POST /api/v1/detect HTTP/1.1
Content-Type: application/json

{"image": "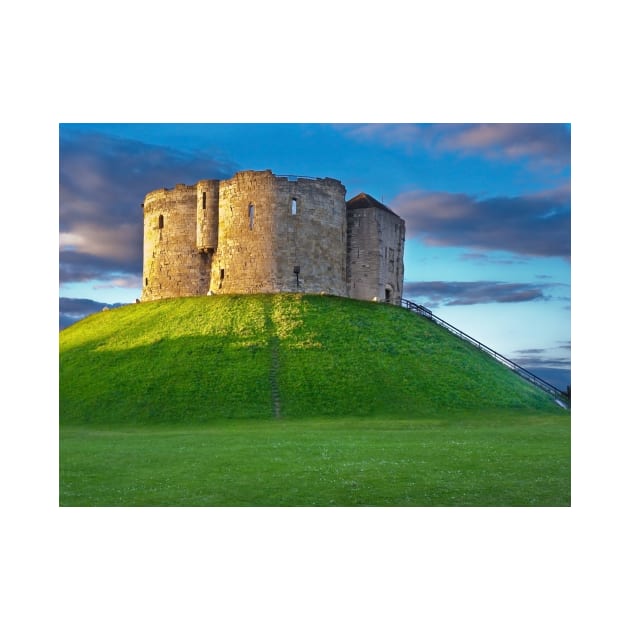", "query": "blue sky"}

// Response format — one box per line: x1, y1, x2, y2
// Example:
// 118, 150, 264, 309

59, 122, 570, 388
